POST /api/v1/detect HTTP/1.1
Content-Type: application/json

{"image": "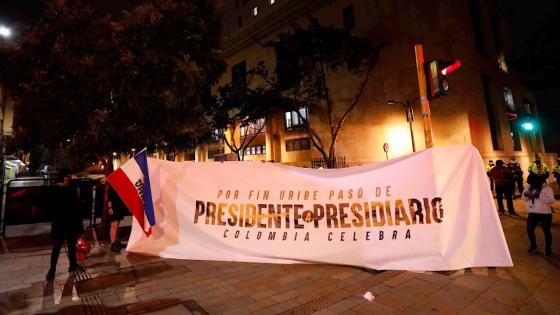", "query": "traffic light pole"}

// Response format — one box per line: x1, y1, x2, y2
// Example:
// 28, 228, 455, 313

414, 44, 434, 148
